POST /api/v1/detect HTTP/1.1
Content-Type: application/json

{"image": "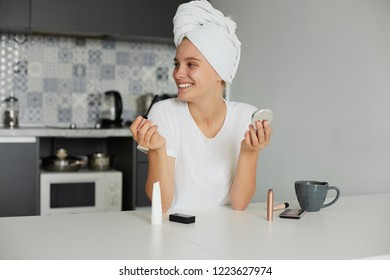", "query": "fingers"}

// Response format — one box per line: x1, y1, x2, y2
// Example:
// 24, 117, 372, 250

263, 121, 272, 144
142, 124, 159, 145
257, 120, 272, 146
137, 120, 154, 143
129, 116, 155, 144
249, 123, 259, 146
244, 130, 251, 146
245, 120, 272, 150
129, 116, 144, 140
